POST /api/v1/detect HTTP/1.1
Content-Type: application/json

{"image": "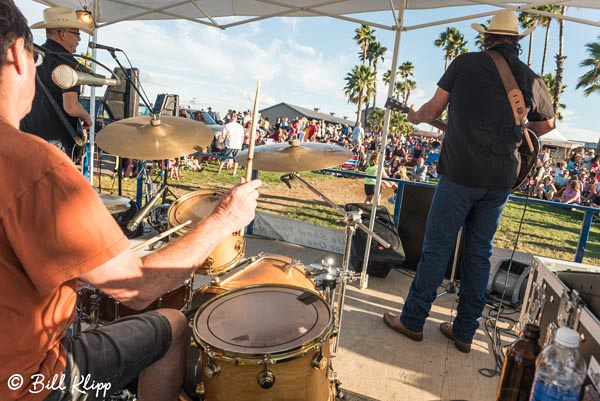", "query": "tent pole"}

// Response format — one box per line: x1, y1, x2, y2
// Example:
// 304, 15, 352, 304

359, 0, 405, 289
88, 3, 99, 185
